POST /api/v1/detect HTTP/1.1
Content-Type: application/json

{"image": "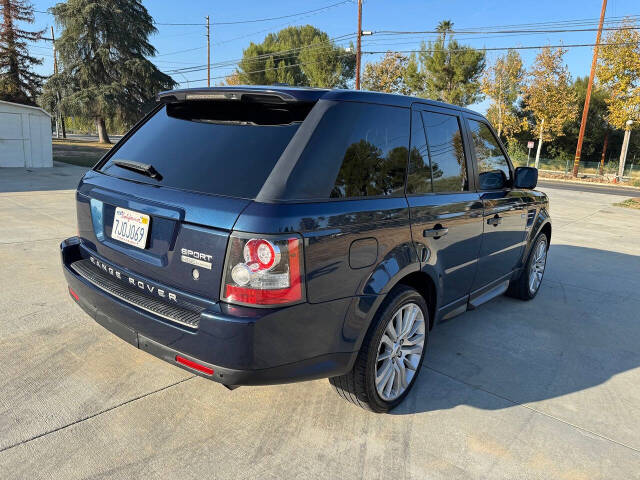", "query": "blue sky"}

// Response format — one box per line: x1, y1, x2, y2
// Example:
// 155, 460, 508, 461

26, 0, 640, 113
